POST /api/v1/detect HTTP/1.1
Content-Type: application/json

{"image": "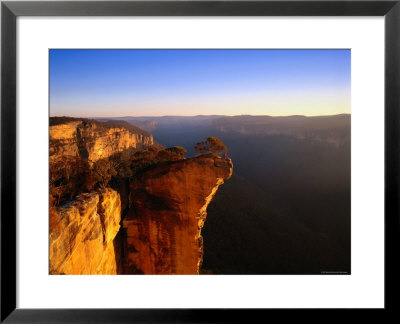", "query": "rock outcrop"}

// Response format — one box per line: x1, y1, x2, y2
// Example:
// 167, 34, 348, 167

49, 119, 153, 163
49, 188, 121, 274
49, 118, 233, 275
122, 154, 233, 274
